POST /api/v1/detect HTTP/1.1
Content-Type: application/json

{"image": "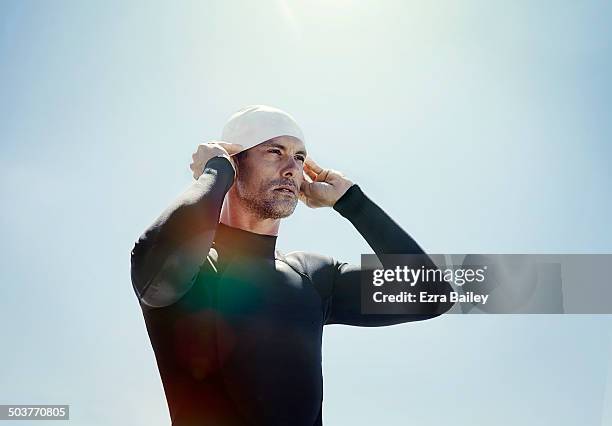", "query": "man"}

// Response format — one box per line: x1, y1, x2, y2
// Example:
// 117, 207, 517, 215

130, 105, 454, 426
